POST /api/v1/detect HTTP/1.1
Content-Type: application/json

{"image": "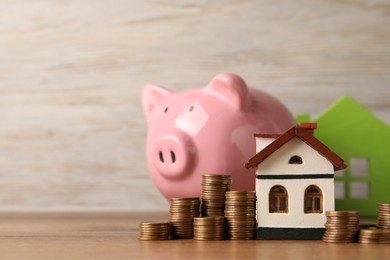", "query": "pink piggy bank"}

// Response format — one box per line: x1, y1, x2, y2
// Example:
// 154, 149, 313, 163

142, 73, 294, 200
